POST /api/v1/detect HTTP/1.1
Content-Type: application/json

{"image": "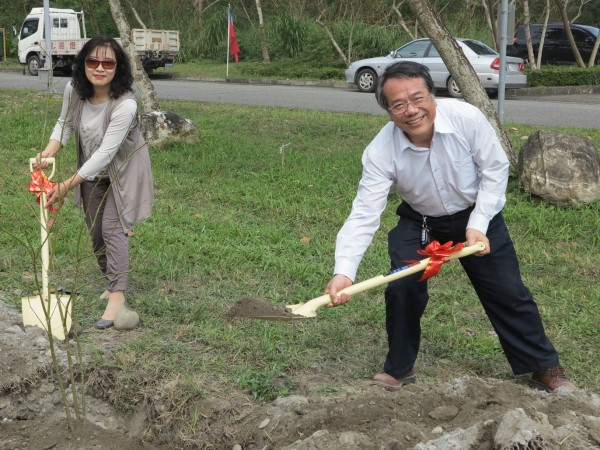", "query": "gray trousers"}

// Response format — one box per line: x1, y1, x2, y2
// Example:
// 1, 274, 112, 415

80, 178, 129, 292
